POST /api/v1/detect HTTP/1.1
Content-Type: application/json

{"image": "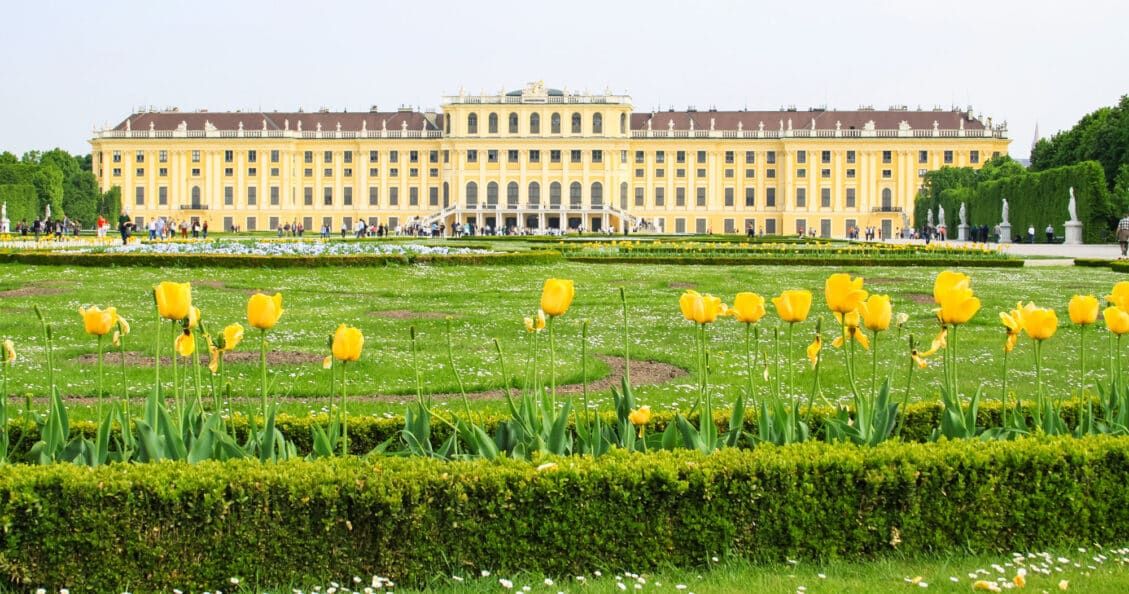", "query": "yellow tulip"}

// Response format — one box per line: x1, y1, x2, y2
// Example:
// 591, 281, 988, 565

920, 328, 948, 357
910, 349, 928, 368
540, 278, 575, 317
186, 306, 201, 329
2, 339, 14, 363
1068, 294, 1099, 326
772, 289, 813, 323
247, 293, 284, 330
932, 270, 971, 305
936, 288, 981, 325
806, 335, 821, 368
731, 292, 766, 324
1104, 306, 1129, 335
628, 405, 652, 437
831, 311, 870, 350
1014, 574, 1026, 589
523, 316, 535, 333
535, 309, 546, 330
117, 316, 131, 336
824, 273, 868, 314
1022, 307, 1058, 341
79, 306, 118, 337
1000, 309, 1022, 353
222, 323, 244, 351
859, 294, 892, 332
322, 355, 333, 370
175, 331, 195, 357
1108, 281, 1129, 309
154, 281, 192, 321
332, 323, 365, 362
207, 344, 221, 373
679, 290, 726, 324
